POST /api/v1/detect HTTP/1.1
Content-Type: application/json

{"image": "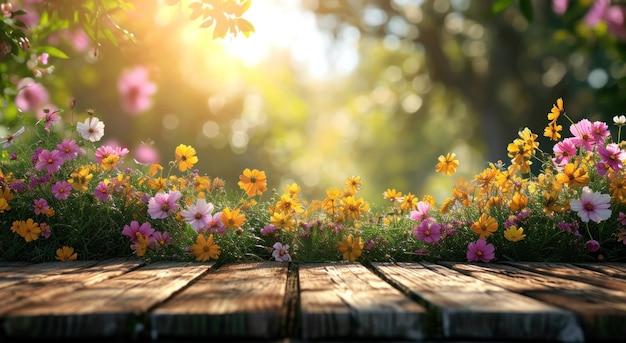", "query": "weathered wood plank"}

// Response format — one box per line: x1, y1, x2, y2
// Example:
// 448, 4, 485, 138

299, 262, 425, 341
0, 258, 144, 318
0, 261, 31, 273
505, 262, 626, 291
444, 262, 626, 341
0, 260, 100, 290
151, 261, 288, 340
574, 262, 626, 280
372, 262, 583, 342
2, 261, 211, 339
